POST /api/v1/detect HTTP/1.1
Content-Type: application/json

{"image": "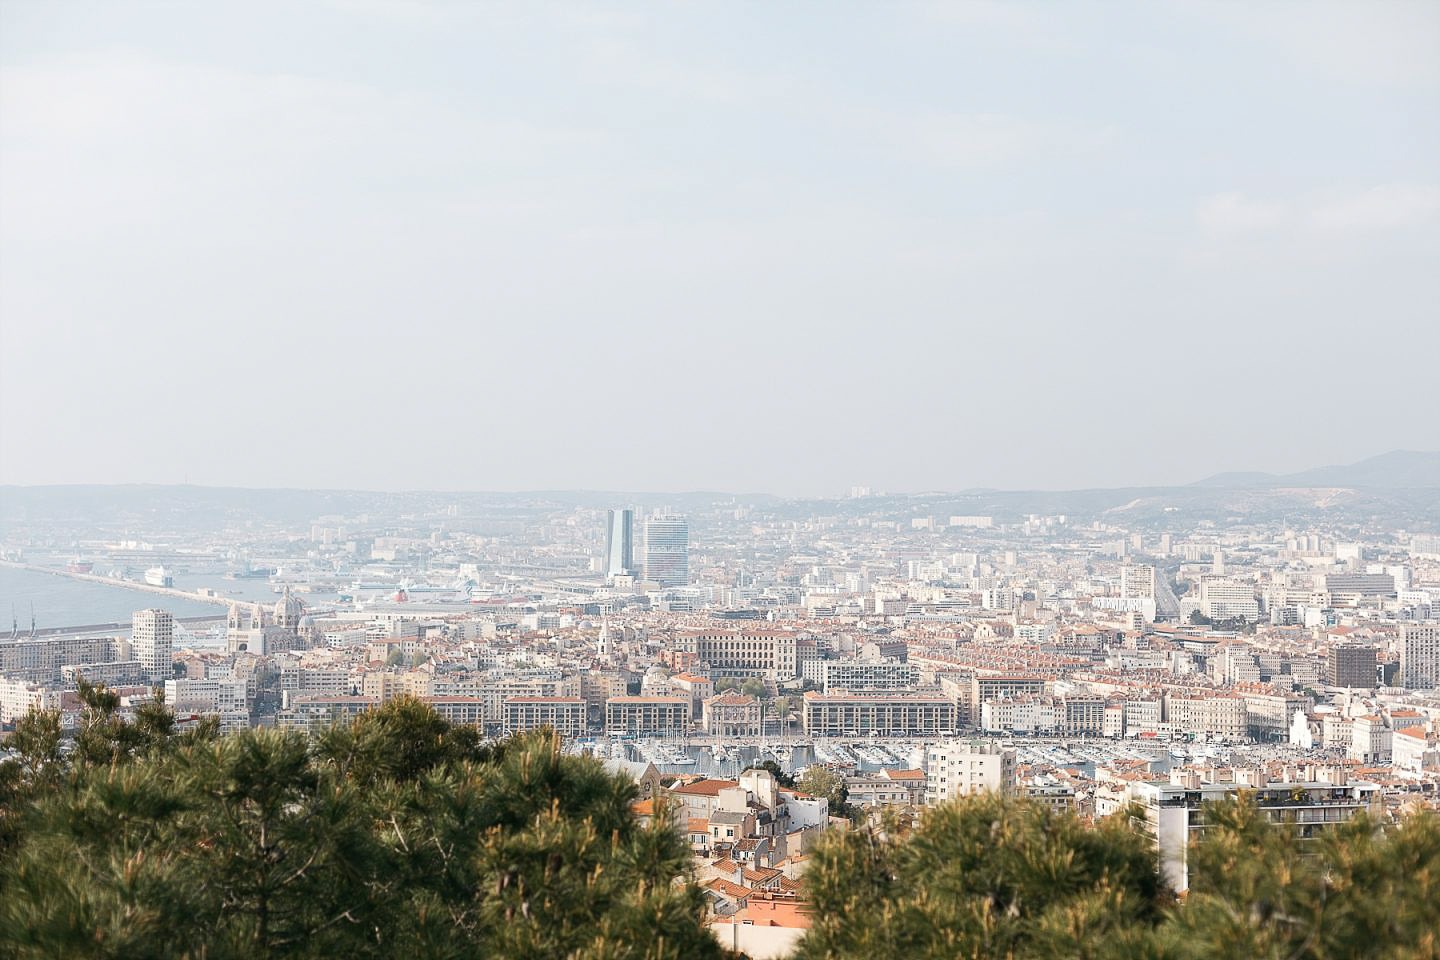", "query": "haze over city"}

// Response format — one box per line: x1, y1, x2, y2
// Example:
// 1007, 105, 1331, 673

5, 5, 1440, 955
2, 1, 1438, 494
